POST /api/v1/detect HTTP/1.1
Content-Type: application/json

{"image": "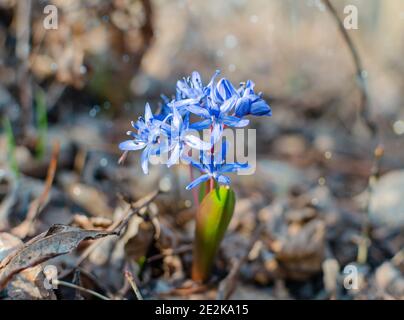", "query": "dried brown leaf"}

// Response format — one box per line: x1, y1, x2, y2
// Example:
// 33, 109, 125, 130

0, 224, 115, 289
6, 265, 56, 300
